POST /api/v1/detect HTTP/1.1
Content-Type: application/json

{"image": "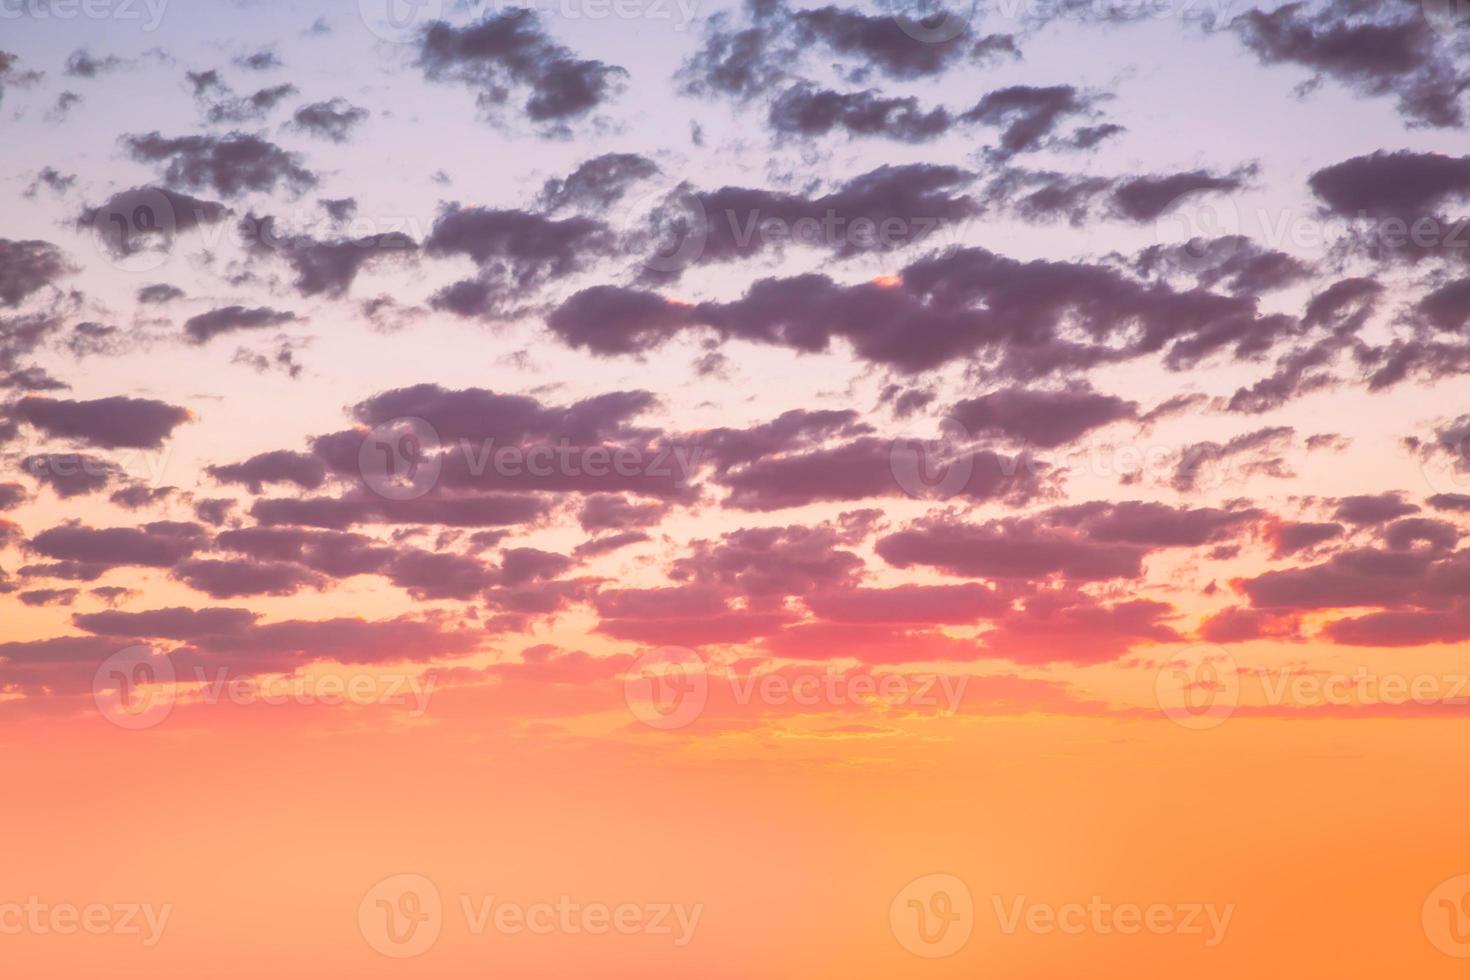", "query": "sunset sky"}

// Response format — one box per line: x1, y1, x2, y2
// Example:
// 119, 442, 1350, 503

3, 0, 1470, 974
